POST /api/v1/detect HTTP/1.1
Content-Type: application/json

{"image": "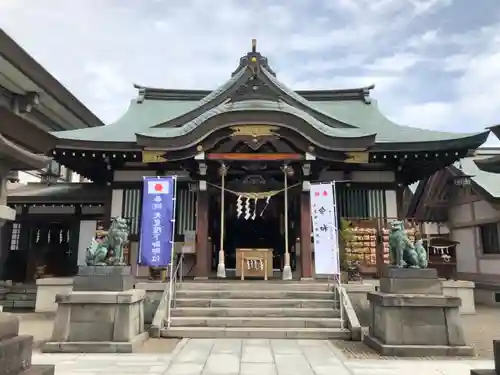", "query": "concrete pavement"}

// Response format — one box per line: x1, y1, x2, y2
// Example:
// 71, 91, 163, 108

32, 338, 494, 375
